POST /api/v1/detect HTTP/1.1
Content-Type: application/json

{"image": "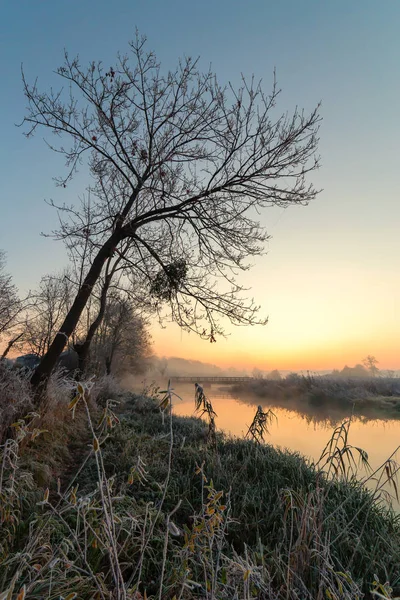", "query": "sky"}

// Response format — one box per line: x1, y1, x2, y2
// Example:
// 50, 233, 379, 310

1, 0, 400, 371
